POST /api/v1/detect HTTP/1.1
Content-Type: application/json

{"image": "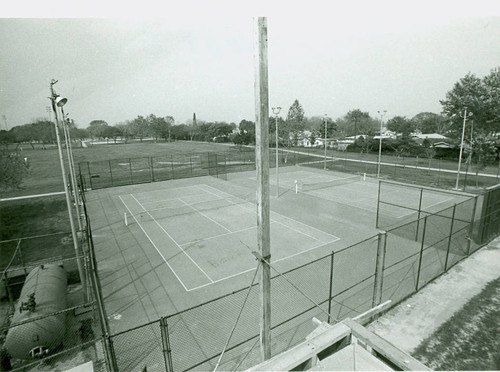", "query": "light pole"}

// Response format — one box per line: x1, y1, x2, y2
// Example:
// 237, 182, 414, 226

377, 110, 387, 178
323, 114, 328, 170
455, 108, 473, 190
61, 110, 83, 230
50, 79, 87, 301
272, 106, 281, 197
